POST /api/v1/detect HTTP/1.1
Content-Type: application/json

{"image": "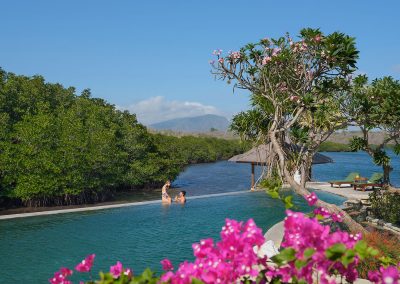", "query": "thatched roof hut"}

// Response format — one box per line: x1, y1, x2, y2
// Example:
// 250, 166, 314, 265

229, 144, 333, 188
